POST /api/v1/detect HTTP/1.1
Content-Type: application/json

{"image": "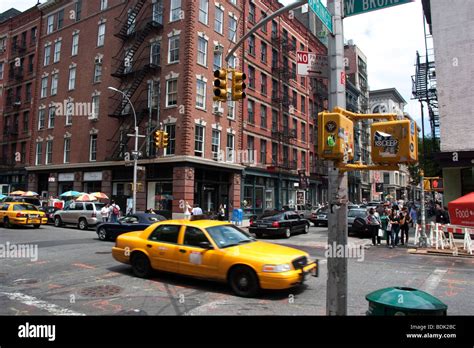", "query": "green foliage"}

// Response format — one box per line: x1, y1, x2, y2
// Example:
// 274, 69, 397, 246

409, 137, 442, 185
